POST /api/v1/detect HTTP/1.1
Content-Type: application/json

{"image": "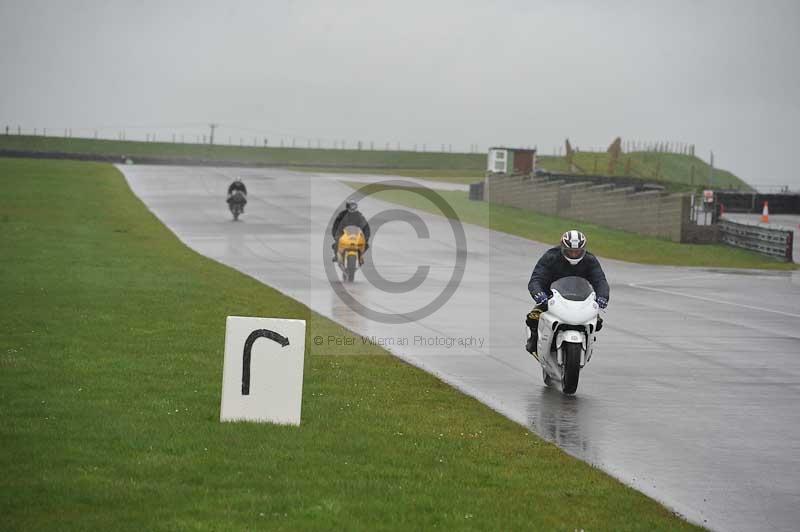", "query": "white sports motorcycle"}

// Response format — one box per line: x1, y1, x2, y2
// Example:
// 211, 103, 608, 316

530, 276, 600, 395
